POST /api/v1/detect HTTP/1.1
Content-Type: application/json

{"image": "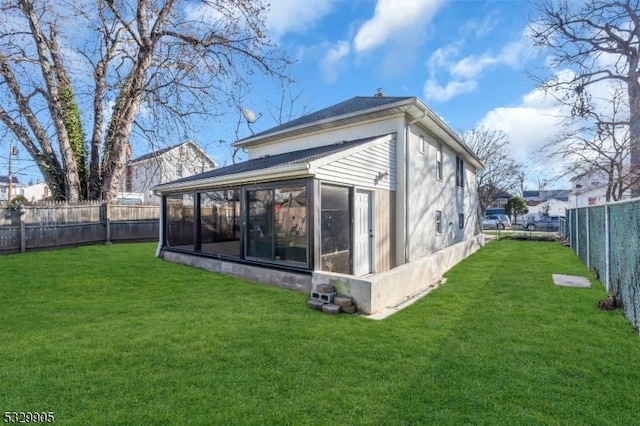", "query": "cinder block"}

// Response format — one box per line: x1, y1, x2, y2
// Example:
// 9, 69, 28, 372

307, 298, 325, 311
310, 291, 336, 303
333, 296, 353, 307
322, 303, 341, 315
316, 283, 335, 293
